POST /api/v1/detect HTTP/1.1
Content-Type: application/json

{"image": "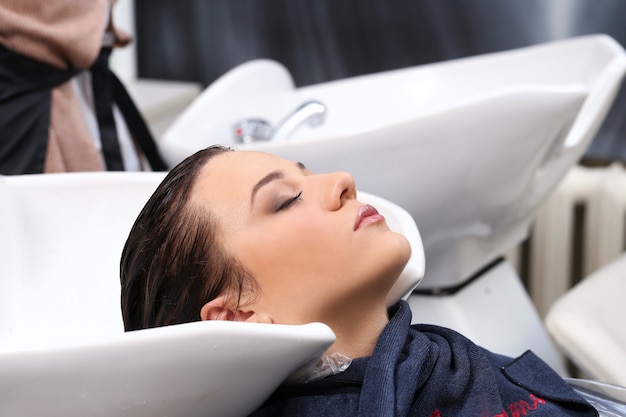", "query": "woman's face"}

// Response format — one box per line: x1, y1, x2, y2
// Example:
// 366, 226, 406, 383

191, 151, 411, 324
